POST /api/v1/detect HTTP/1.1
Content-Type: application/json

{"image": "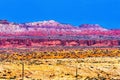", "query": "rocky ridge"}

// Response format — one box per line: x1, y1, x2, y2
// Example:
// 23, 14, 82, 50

0, 20, 119, 47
